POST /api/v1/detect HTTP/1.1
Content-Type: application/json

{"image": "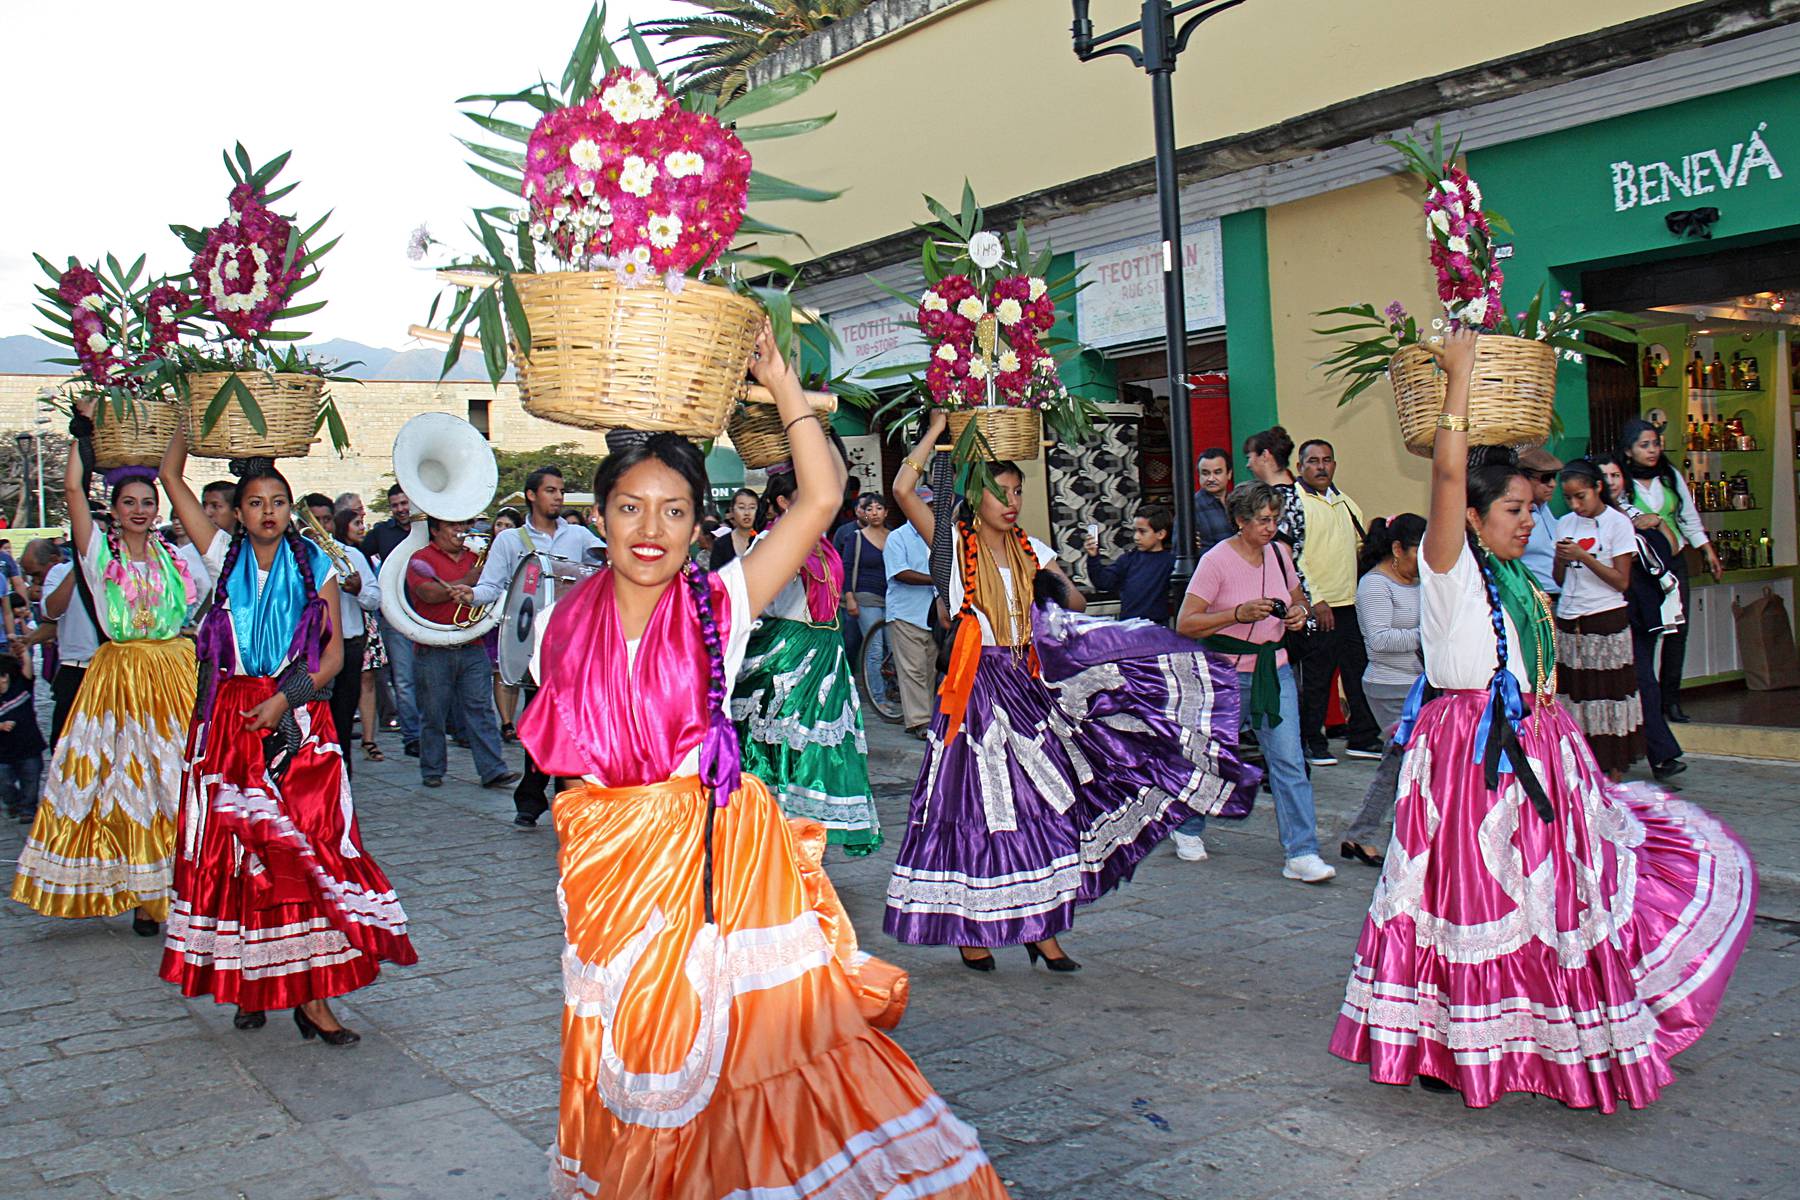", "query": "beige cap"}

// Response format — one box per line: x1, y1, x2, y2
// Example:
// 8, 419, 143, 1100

1516, 447, 1563, 473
